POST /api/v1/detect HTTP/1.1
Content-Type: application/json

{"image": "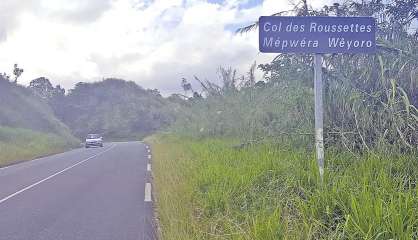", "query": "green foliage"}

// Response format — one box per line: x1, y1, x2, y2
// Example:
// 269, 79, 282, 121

0, 127, 78, 167
149, 135, 418, 240
156, 3, 418, 239
172, 77, 313, 147
12, 63, 24, 84
56, 78, 174, 140
0, 75, 78, 165
29, 77, 65, 101
0, 76, 76, 140
173, 0, 418, 152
